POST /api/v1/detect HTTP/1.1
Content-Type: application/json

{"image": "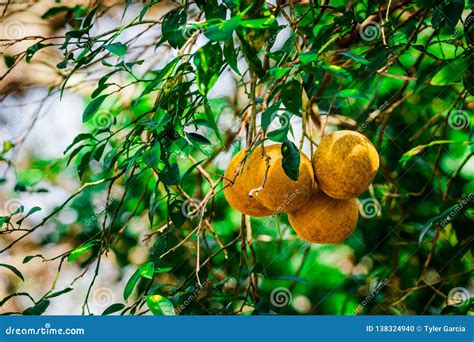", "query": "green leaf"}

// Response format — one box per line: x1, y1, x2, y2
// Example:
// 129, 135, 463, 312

399, 140, 456, 167
45, 287, 73, 299
431, 59, 467, 86
68, 241, 97, 262
160, 8, 187, 48
4, 55, 15, 68
261, 101, 281, 130
414, 60, 446, 93
26, 43, 53, 63
444, 0, 464, 30
41, 6, 72, 19
0, 263, 24, 281
16, 206, 42, 225
23, 254, 45, 264
181, 160, 204, 184
23, 300, 50, 315
464, 65, 474, 95
223, 39, 240, 75
123, 268, 141, 301
64, 133, 94, 154
194, 43, 223, 95
160, 163, 180, 185
187, 132, 211, 145
299, 50, 319, 64
146, 295, 176, 315
154, 267, 172, 274
239, 17, 277, 29
281, 140, 300, 181
102, 303, 125, 316
142, 57, 181, 96
204, 99, 222, 144
205, 15, 242, 41
83, 95, 108, 122
282, 80, 301, 114
139, 262, 155, 279
338, 51, 369, 66
335, 89, 369, 99
104, 42, 128, 57
322, 63, 352, 80
142, 143, 161, 169
267, 127, 289, 143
